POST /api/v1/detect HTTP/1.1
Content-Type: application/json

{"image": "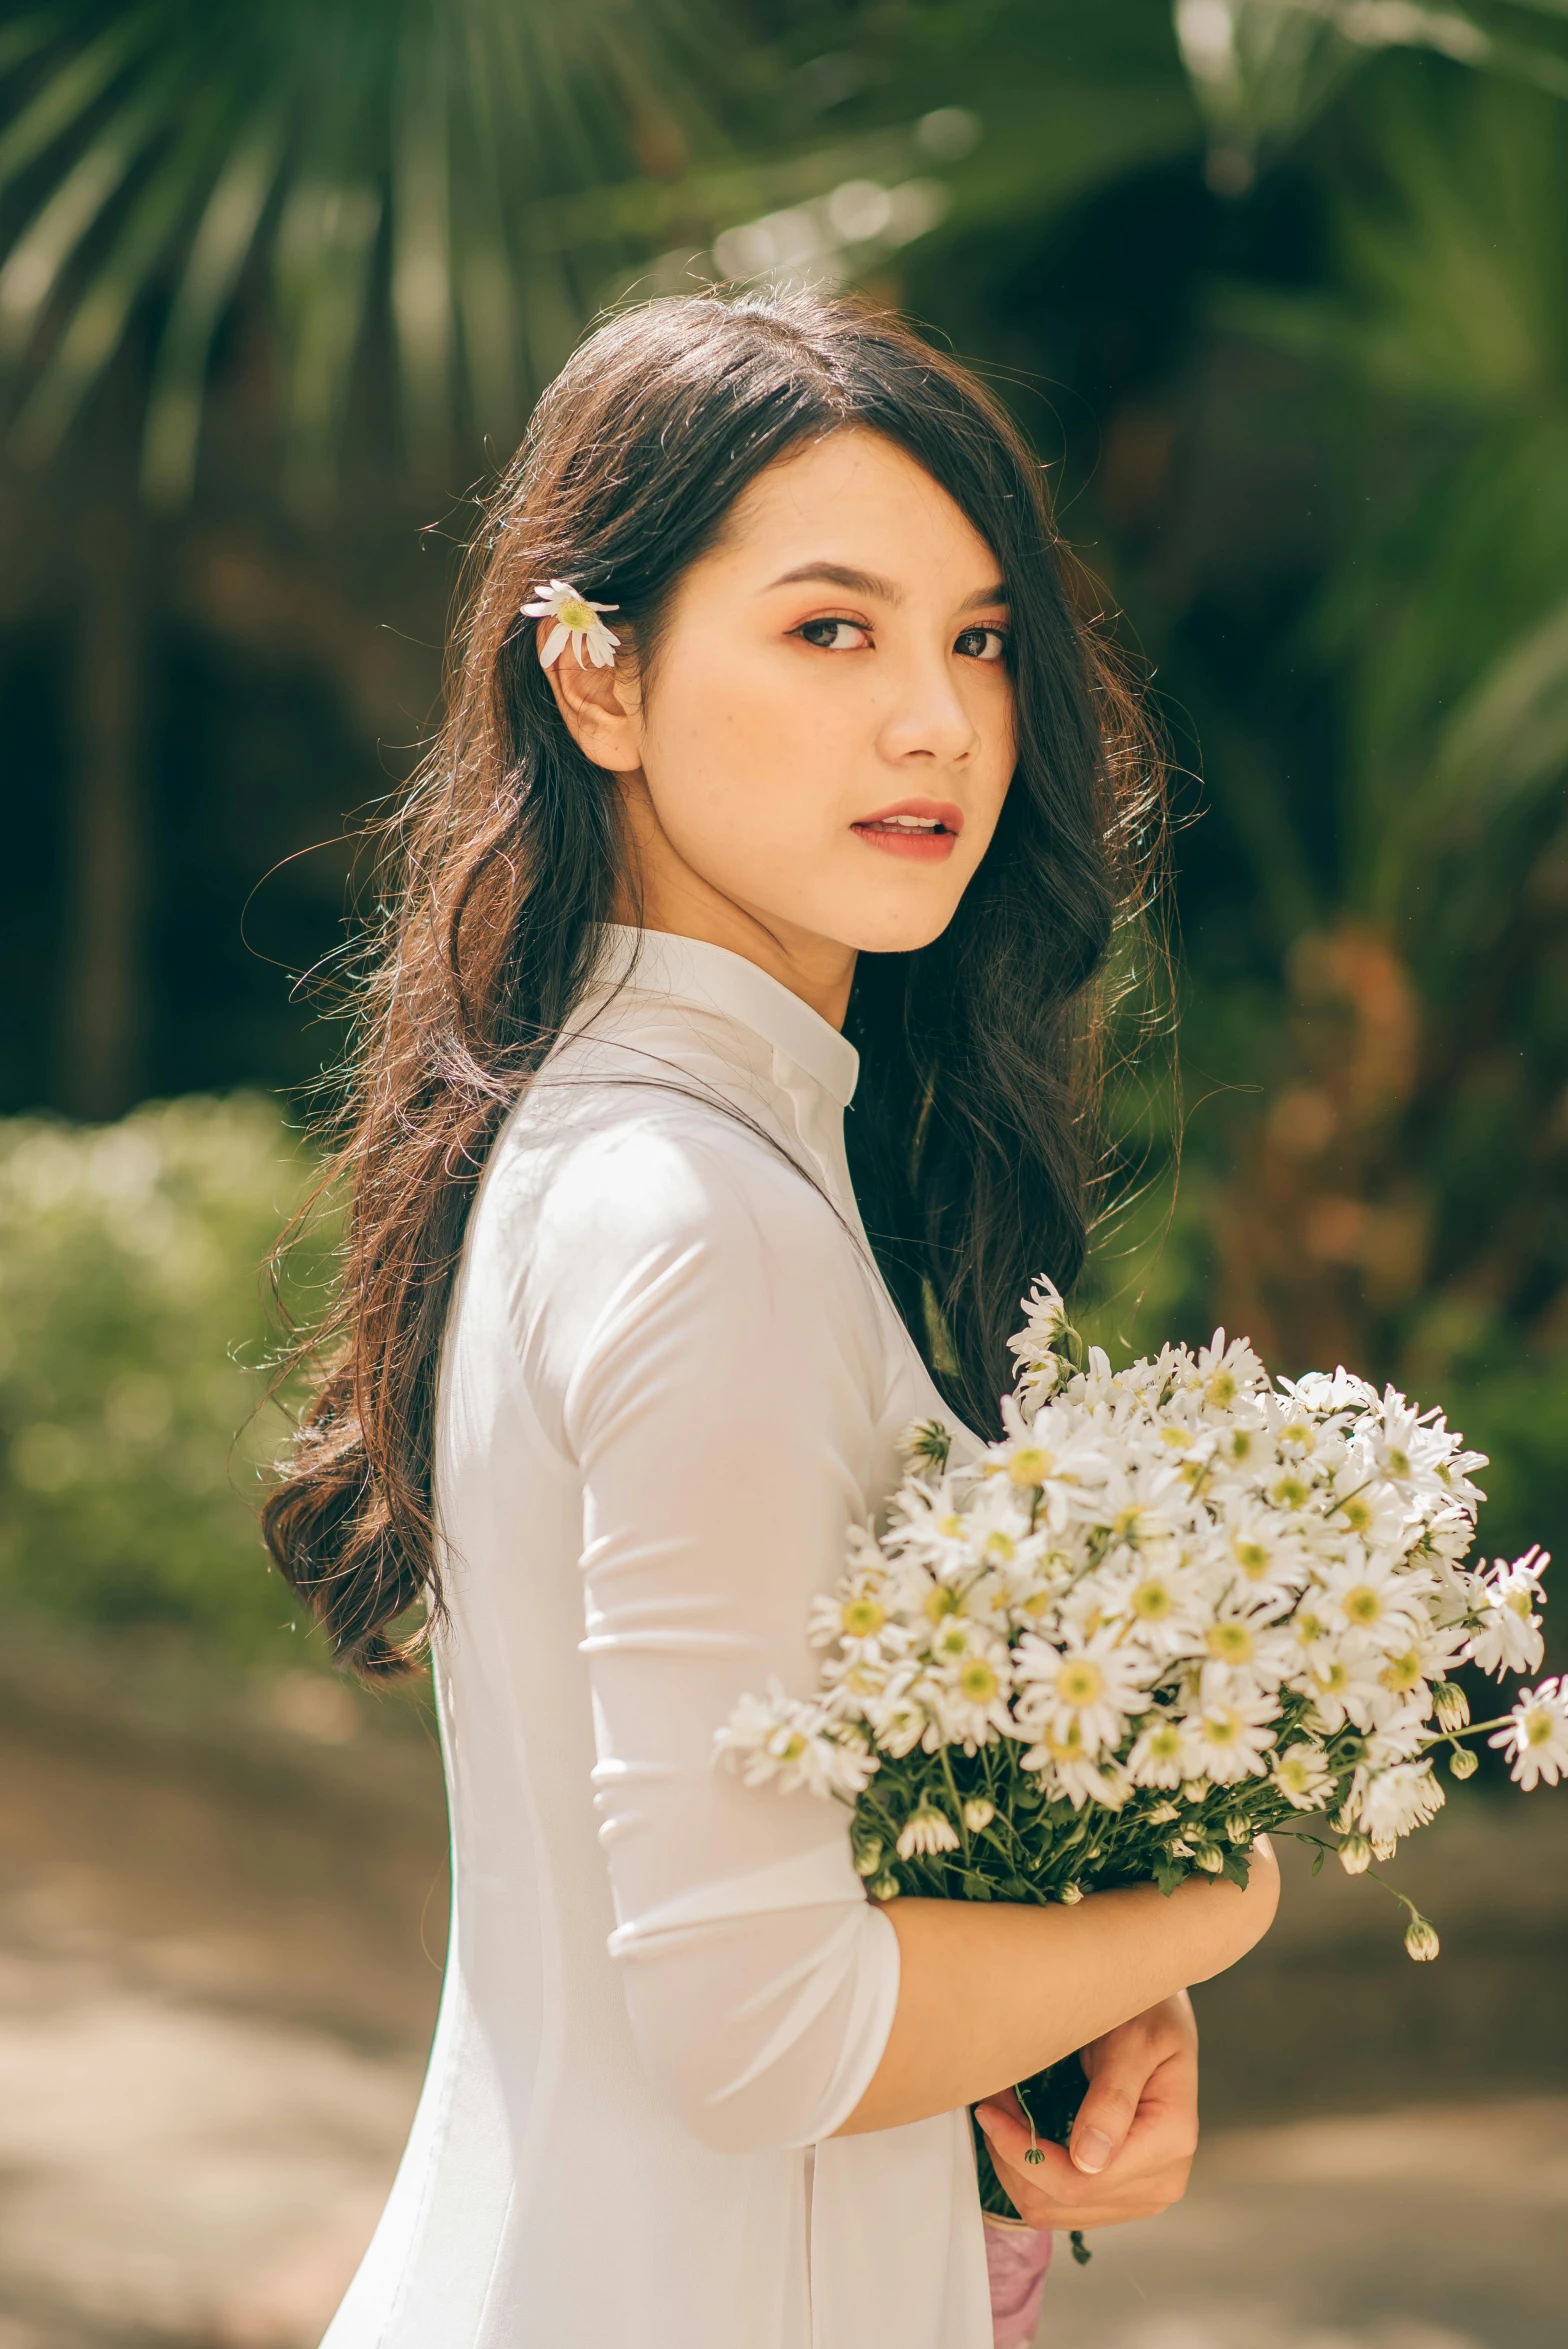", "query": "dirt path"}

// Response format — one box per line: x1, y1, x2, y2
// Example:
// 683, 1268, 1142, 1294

2, 1681, 1564, 2348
